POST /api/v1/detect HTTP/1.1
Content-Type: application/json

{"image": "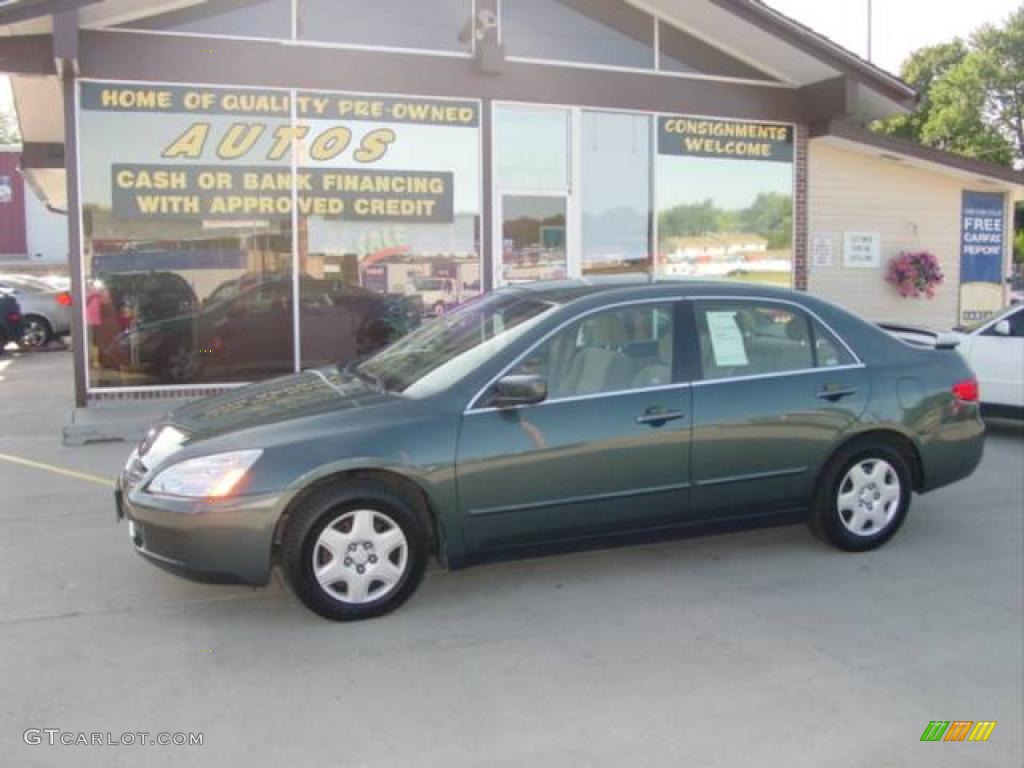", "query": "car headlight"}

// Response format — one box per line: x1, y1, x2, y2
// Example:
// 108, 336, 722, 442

147, 450, 263, 499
